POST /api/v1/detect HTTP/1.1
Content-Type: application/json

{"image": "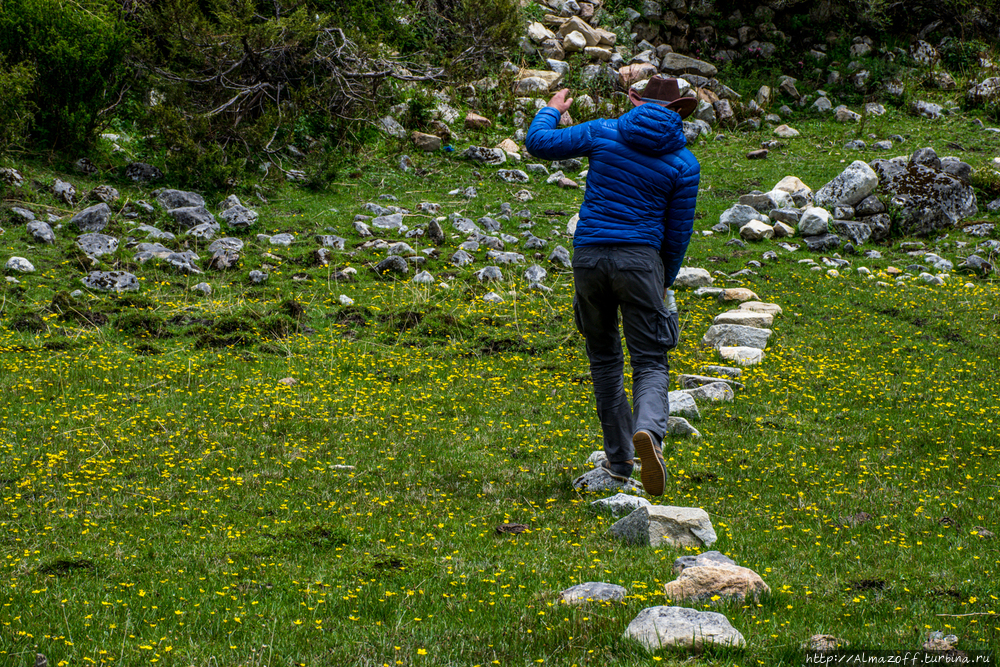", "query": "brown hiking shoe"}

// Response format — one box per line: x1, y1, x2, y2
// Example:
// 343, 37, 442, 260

599, 459, 634, 483
633, 430, 666, 496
